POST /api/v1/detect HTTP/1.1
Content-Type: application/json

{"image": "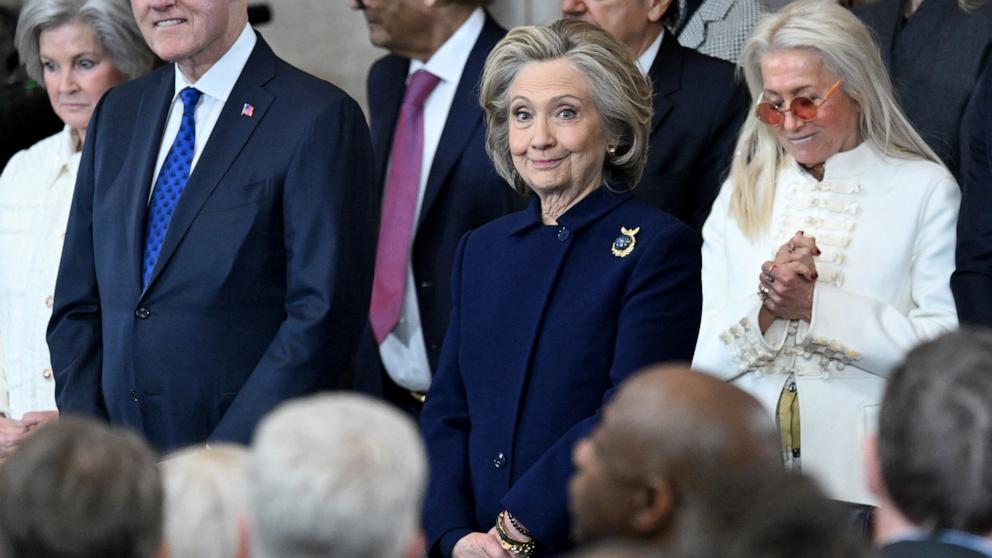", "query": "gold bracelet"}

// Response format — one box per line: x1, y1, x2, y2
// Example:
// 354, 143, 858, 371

496, 511, 536, 558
